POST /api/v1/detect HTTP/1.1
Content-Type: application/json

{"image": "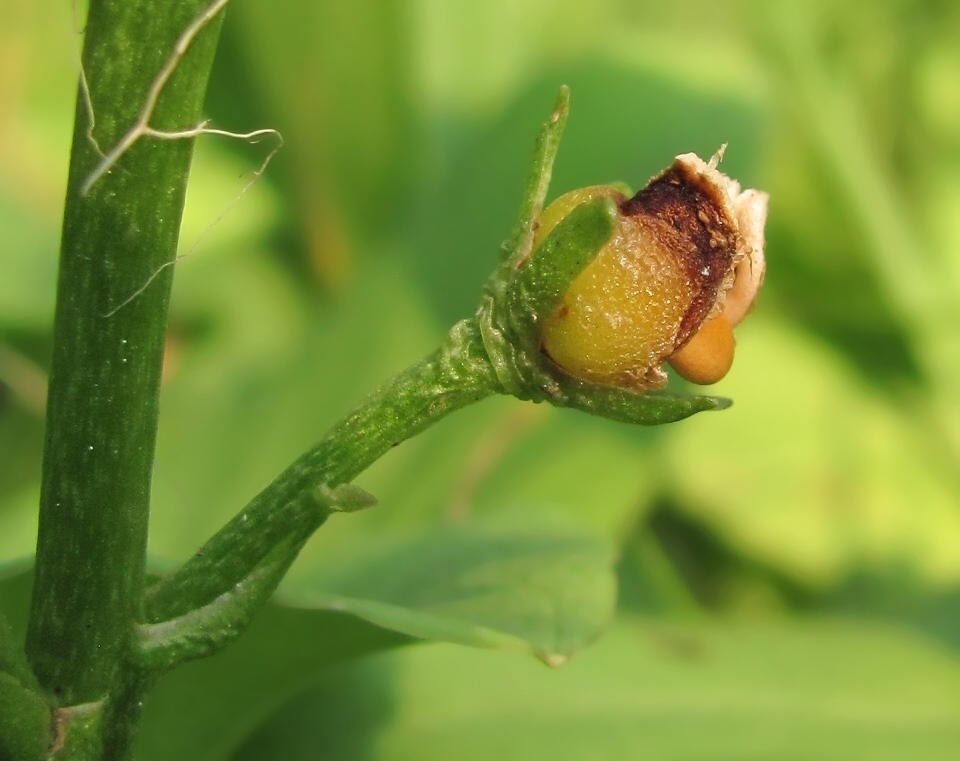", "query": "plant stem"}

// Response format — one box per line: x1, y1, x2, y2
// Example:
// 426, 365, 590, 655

147, 319, 499, 622
26, 0, 225, 720
144, 88, 727, 628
